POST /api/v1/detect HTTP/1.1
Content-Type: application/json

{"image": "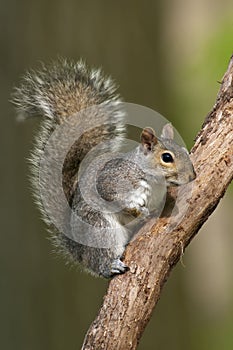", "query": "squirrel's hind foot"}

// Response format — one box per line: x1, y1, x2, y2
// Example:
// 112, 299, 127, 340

110, 258, 129, 276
